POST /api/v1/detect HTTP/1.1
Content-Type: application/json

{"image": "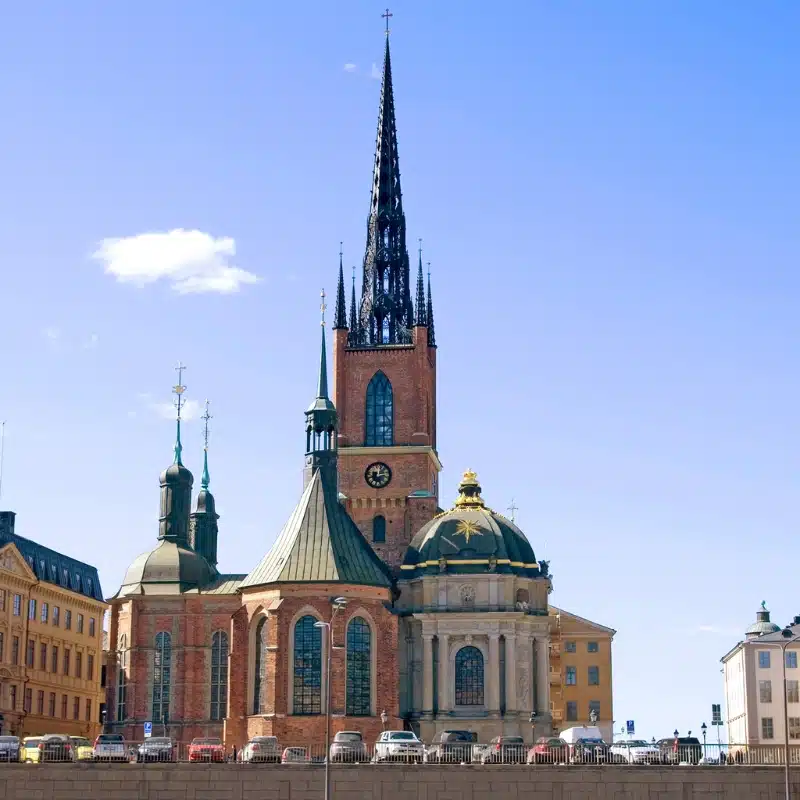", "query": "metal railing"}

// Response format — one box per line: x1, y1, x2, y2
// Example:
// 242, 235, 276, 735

10, 741, 800, 767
